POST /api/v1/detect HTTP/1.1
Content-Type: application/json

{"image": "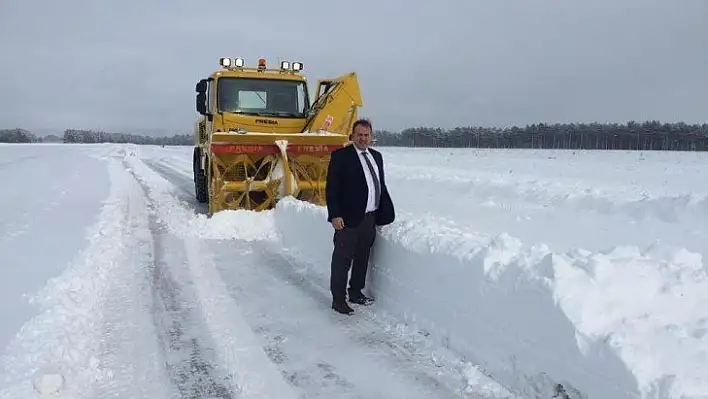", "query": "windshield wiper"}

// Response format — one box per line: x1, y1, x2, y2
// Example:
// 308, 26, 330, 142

226, 111, 271, 116
223, 110, 303, 117
262, 111, 303, 117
